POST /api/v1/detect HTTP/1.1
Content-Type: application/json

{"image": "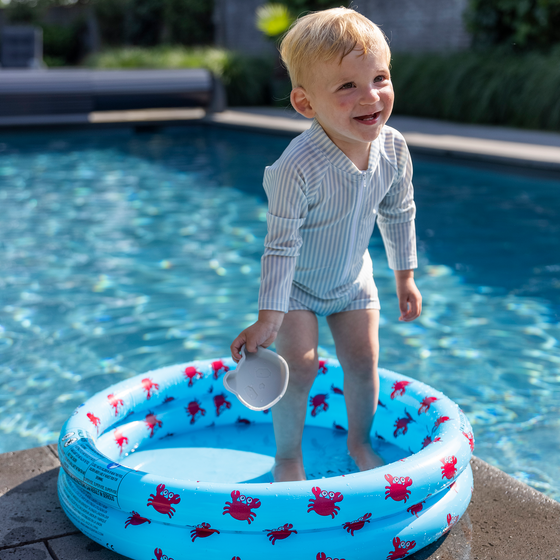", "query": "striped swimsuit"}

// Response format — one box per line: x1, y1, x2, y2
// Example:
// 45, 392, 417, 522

258, 119, 417, 317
